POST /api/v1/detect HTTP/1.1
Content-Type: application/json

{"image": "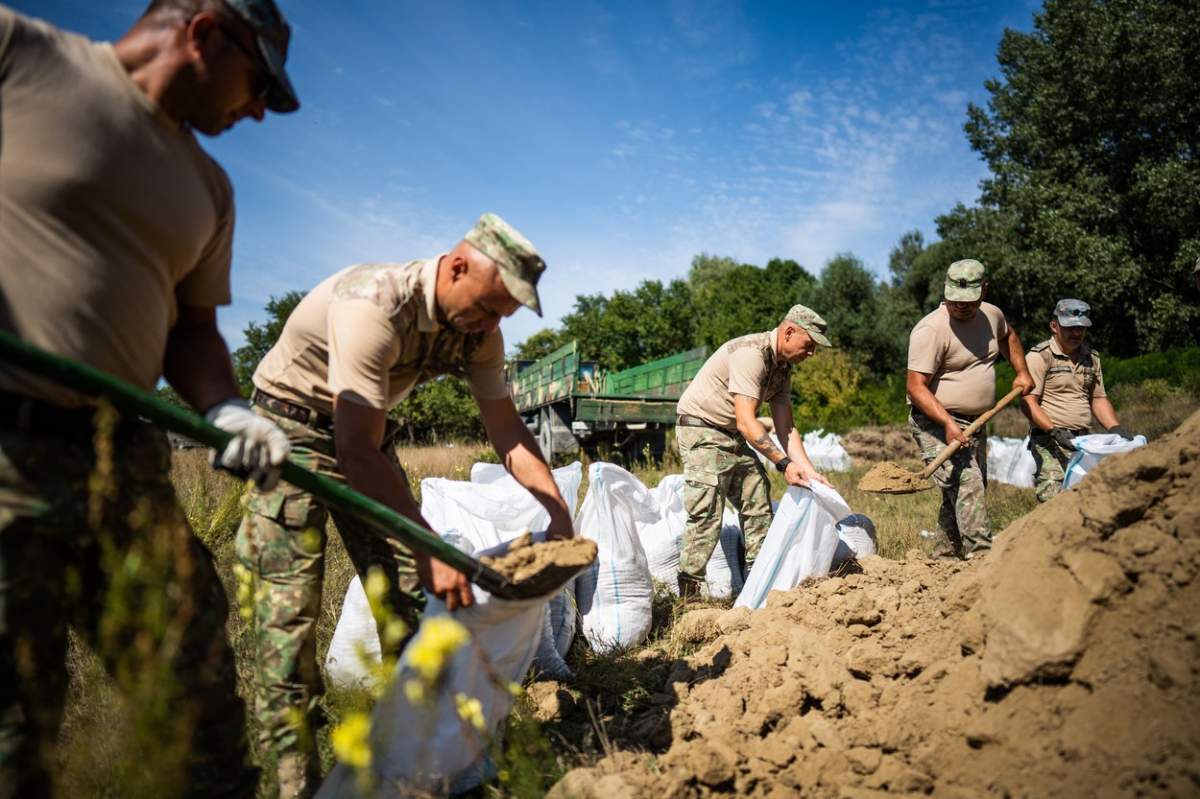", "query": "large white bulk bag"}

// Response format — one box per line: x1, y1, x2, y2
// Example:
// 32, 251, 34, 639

574, 463, 655, 653
316, 590, 546, 797
702, 507, 746, 600
987, 435, 1037, 488
1063, 433, 1148, 489
324, 463, 582, 691
734, 482, 852, 610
